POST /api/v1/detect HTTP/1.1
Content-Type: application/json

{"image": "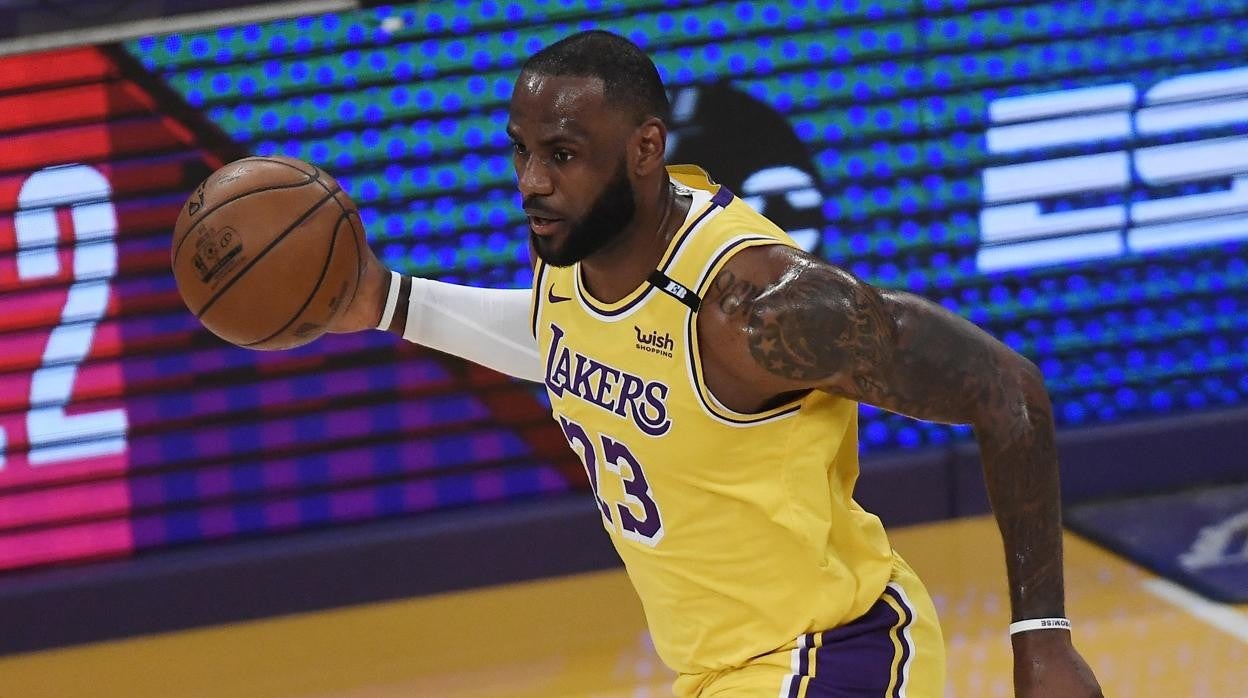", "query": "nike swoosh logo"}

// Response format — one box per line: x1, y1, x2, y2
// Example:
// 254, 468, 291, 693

548, 286, 572, 304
